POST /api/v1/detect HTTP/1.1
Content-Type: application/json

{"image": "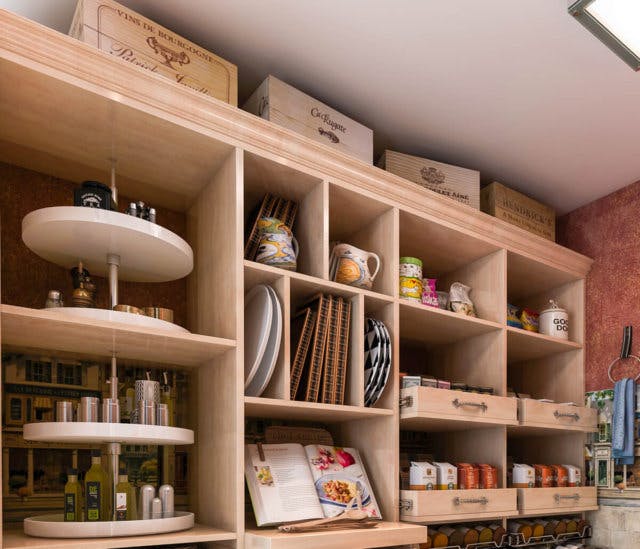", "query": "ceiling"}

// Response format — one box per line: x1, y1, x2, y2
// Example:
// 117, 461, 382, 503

3, 0, 640, 214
